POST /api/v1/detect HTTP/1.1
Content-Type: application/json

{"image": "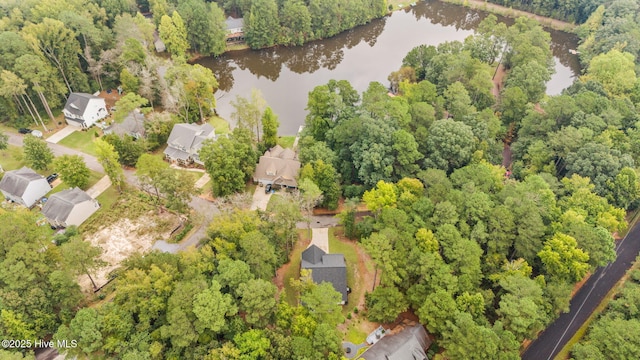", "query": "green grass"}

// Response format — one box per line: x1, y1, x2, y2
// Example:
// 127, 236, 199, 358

0, 146, 27, 171
345, 324, 368, 344
226, 43, 249, 51
266, 194, 281, 212
277, 136, 296, 149
208, 115, 230, 135
58, 128, 100, 156
328, 227, 363, 315
46, 170, 104, 196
